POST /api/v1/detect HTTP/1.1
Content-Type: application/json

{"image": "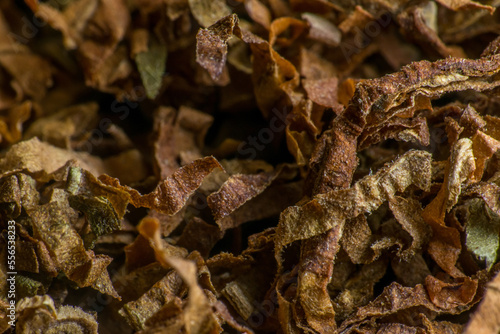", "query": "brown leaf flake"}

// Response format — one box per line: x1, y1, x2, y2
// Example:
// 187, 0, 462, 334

358, 116, 431, 151
471, 131, 500, 181
425, 275, 478, 309
302, 77, 341, 111
135, 217, 220, 333
216, 180, 304, 231
464, 271, 500, 334
341, 215, 374, 264
245, 0, 272, 29
338, 6, 374, 34
176, 217, 223, 258
27, 201, 120, 298
196, 14, 302, 118
302, 13, 341, 47
297, 227, 342, 333
152, 106, 214, 179
340, 281, 471, 332
99, 156, 223, 215
423, 138, 476, 277
388, 196, 432, 260
208, 171, 277, 221
23, 102, 98, 149
66, 166, 130, 219
397, 2, 466, 58
119, 270, 184, 331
